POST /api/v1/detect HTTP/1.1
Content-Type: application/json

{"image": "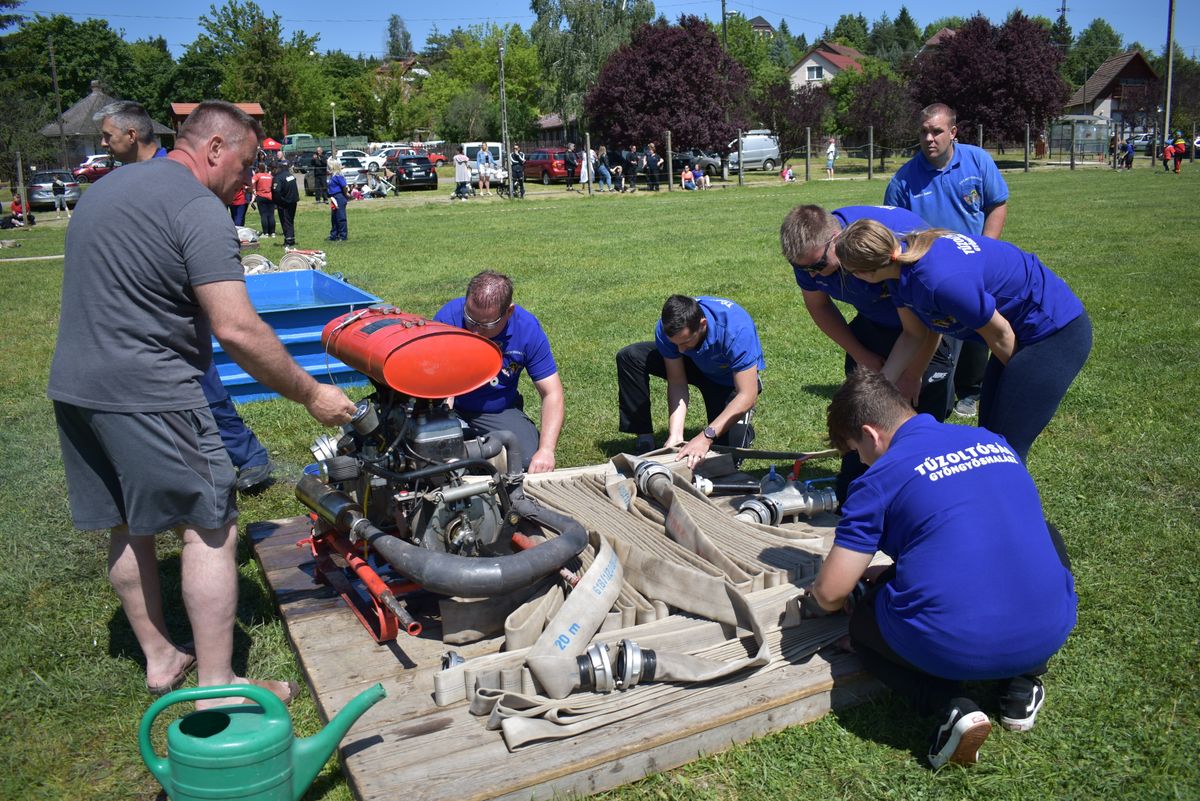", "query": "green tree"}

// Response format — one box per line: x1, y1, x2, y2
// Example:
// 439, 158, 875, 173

922, 16, 965, 41
197, 0, 321, 135
1063, 18, 1124, 87
893, 7, 922, 51
827, 58, 916, 167
0, 0, 22, 30
0, 14, 131, 101
724, 12, 784, 94
1050, 11, 1072, 53
110, 37, 175, 120
868, 13, 896, 56
825, 13, 869, 52
386, 15, 412, 60
530, 0, 656, 125
795, 32, 808, 53
163, 39, 225, 105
